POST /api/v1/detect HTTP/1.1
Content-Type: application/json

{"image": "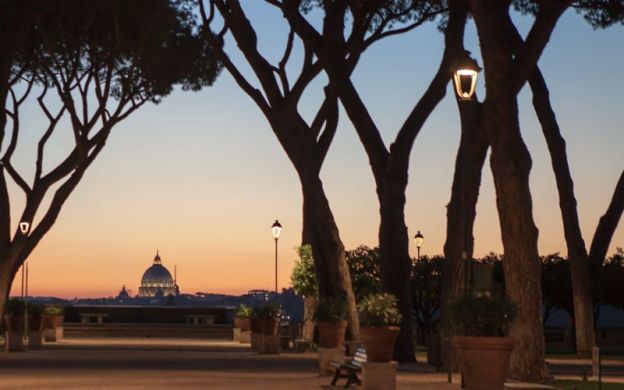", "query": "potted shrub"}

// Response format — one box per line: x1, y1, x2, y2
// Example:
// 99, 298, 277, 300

446, 294, 517, 390
4, 298, 26, 333
252, 303, 280, 335
314, 296, 347, 348
234, 305, 253, 331
42, 304, 65, 330
358, 293, 402, 362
